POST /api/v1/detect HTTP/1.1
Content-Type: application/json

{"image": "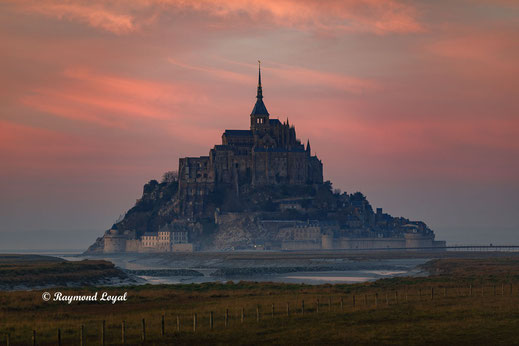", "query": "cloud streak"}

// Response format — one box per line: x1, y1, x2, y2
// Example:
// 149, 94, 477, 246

6, 0, 424, 35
